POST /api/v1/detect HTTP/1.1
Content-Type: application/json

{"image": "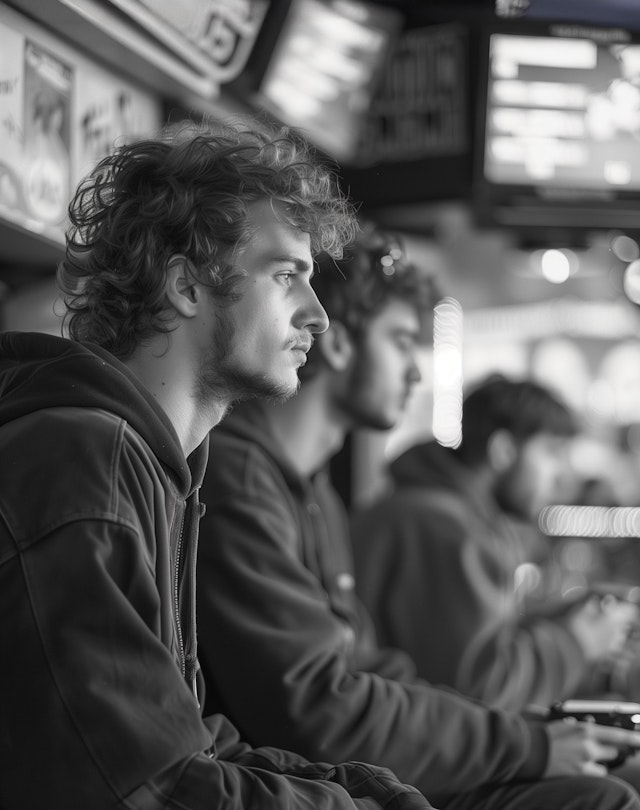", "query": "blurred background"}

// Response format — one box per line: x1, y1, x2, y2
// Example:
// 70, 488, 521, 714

3, 0, 640, 578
